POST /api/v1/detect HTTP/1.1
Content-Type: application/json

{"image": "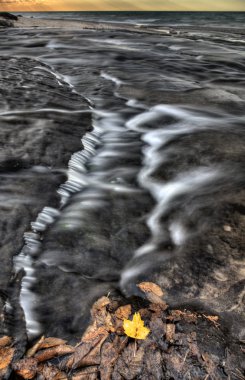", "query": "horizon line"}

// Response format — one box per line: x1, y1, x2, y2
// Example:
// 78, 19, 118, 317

12, 10, 245, 12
